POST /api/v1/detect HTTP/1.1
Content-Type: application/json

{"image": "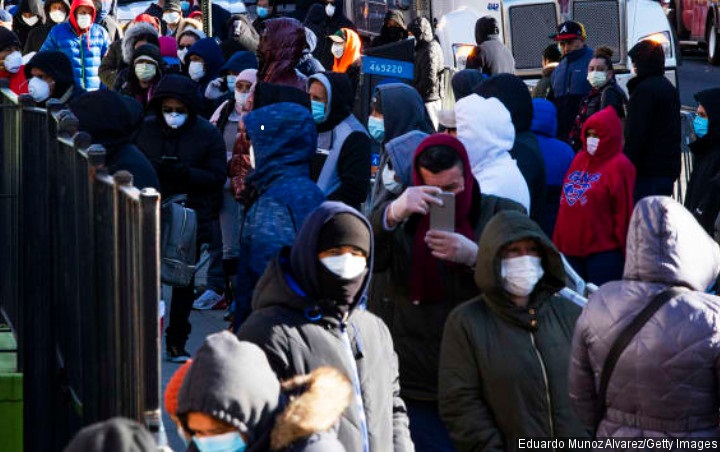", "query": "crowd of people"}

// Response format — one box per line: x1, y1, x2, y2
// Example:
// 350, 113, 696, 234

2, 1, 720, 450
